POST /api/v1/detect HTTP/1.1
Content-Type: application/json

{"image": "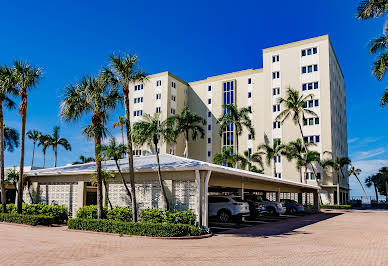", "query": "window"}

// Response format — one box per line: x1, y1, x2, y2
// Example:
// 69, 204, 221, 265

308, 83, 313, 90
314, 82, 319, 89
222, 81, 235, 150
272, 71, 280, 79
208, 85, 211, 91
171, 81, 176, 88
171, 108, 176, 115
313, 47, 317, 54
302, 84, 307, 91
134, 97, 143, 103
133, 110, 143, 117
248, 134, 252, 140
309, 118, 314, 126
307, 48, 312, 55
156, 93, 161, 100
272, 55, 279, 62
208, 98, 211, 104
314, 64, 318, 71
301, 50, 306, 56
273, 121, 281, 129
134, 84, 143, 91
208, 111, 211, 118
314, 99, 319, 107
248, 92, 251, 98
302, 66, 307, 74
276, 173, 282, 179
208, 124, 211, 130
302, 65, 318, 74
315, 135, 320, 143
316, 172, 321, 180
315, 117, 320, 124
273, 87, 280, 95
208, 138, 211, 144
308, 65, 313, 73
248, 78, 252, 84
309, 136, 314, 143
275, 156, 281, 163
156, 107, 161, 113
208, 151, 211, 157
301, 47, 318, 56
272, 104, 280, 112
308, 100, 313, 108
171, 95, 176, 101
248, 106, 252, 112
156, 80, 162, 86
